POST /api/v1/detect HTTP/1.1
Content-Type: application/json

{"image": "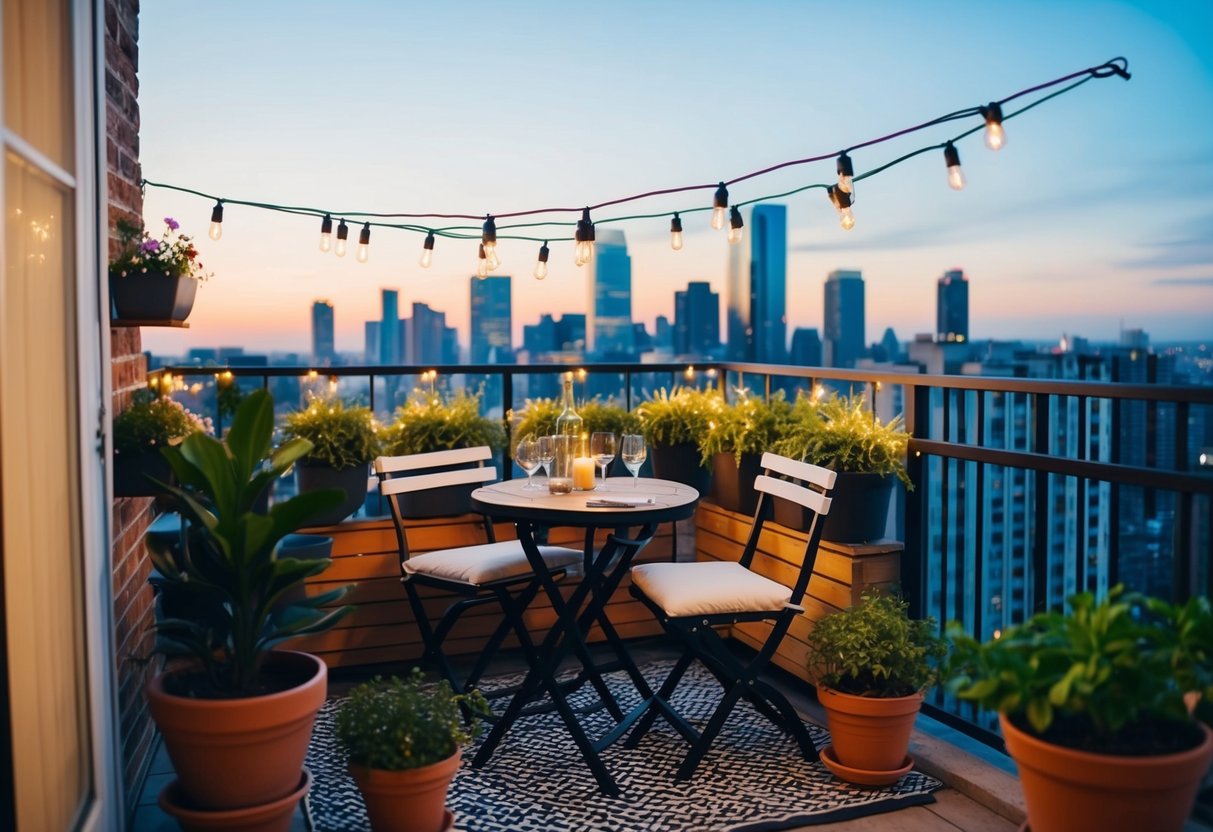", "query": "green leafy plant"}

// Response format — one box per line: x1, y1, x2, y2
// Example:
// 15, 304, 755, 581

380, 389, 506, 456
146, 389, 355, 697
510, 397, 639, 454
806, 592, 945, 697
697, 391, 793, 465
113, 389, 212, 456
336, 668, 489, 770
110, 216, 212, 281
946, 586, 1213, 755
283, 396, 379, 470
774, 392, 912, 488
634, 386, 724, 447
